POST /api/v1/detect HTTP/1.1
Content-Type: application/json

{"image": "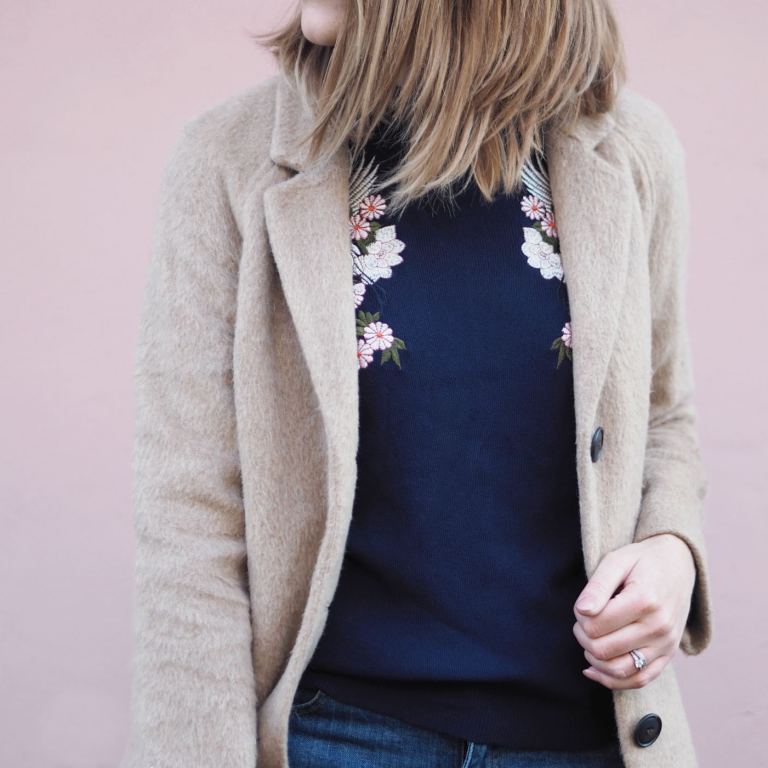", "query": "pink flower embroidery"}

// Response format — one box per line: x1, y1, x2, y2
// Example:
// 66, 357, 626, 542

550, 319, 573, 368
541, 210, 558, 238
521, 194, 547, 220
357, 338, 375, 368
350, 213, 371, 240
561, 321, 572, 348
359, 194, 387, 220
363, 321, 394, 350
